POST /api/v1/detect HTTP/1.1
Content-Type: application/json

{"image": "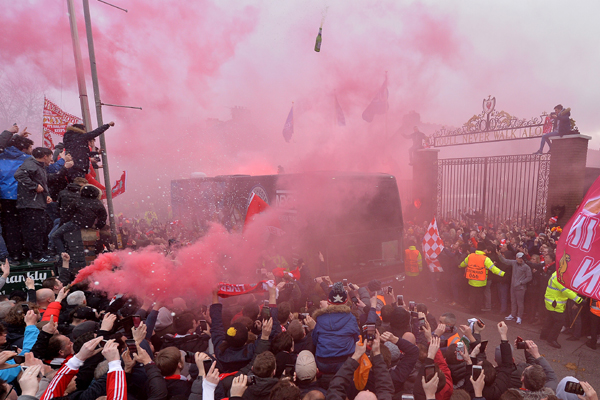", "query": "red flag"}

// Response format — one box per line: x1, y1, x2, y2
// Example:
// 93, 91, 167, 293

422, 217, 444, 272
43, 97, 83, 145
101, 171, 127, 200
244, 192, 270, 226
556, 176, 600, 300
